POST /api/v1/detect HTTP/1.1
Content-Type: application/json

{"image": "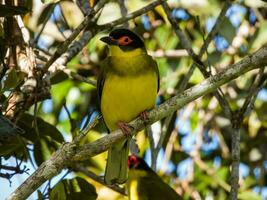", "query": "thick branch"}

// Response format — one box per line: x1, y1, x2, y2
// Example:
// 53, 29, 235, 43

74, 45, 267, 160
8, 45, 267, 200
229, 113, 241, 200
